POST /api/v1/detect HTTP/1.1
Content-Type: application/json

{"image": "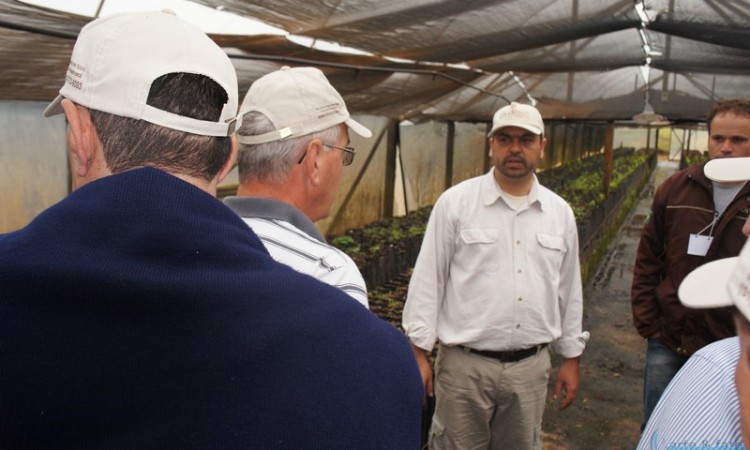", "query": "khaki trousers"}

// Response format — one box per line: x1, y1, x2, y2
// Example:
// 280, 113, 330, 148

429, 344, 551, 450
